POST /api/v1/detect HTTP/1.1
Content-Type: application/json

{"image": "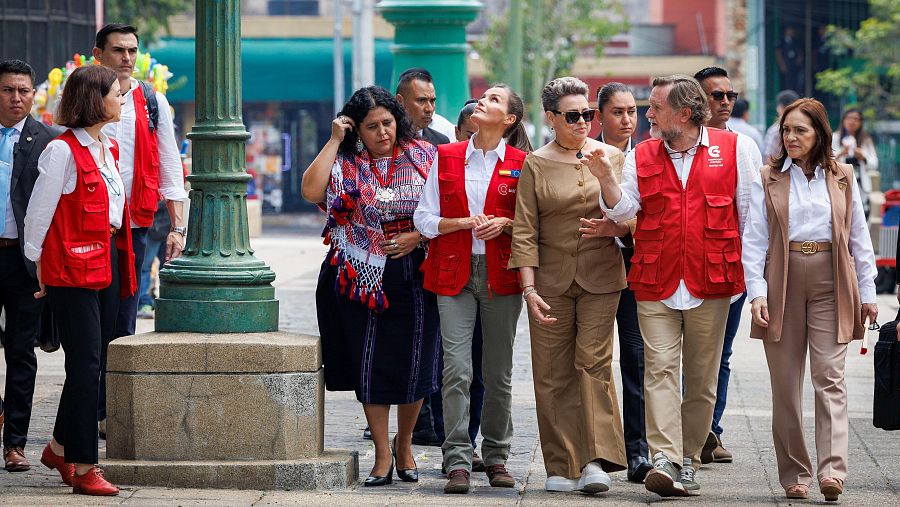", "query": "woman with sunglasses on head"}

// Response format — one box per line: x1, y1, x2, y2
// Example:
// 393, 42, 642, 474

508, 77, 628, 495
302, 86, 440, 487
742, 98, 877, 502
23, 65, 135, 496
415, 83, 531, 494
